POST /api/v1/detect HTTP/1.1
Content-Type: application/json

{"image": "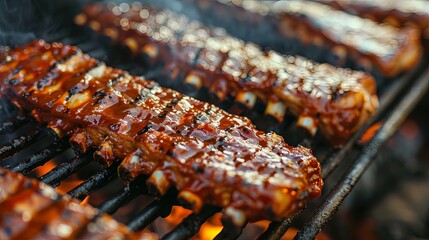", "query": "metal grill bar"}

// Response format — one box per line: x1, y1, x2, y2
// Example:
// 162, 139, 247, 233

67, 163, 118, 201
258, 210, 303, 240
295, 65, 429, 240
10, 139, 68, 174
127, 189, 177, 231
254, 59, 428, 240
98, 182, 145, 215
0, 128, 42, 159
38, 153, 92, 186
214, 223, 246, 240
322, 60, 425, 178
162, 206, 220, 240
